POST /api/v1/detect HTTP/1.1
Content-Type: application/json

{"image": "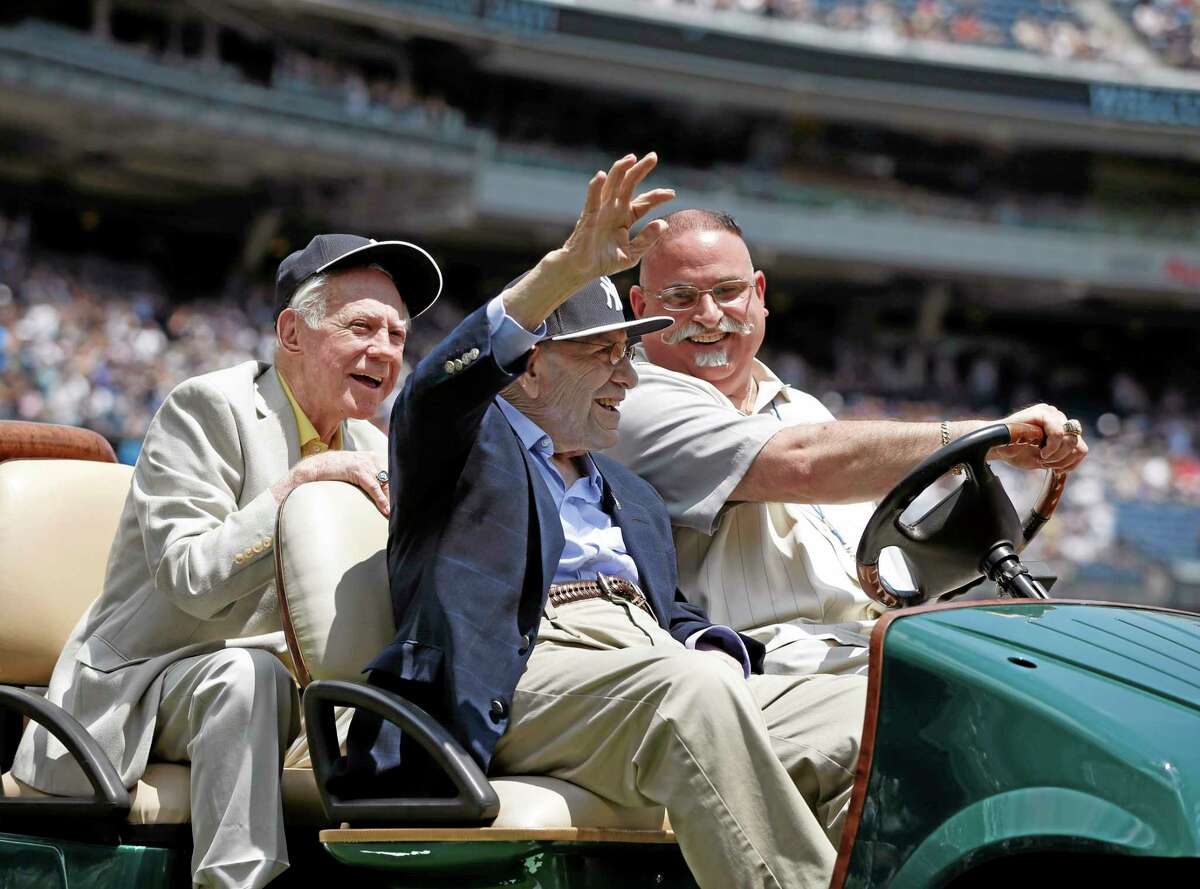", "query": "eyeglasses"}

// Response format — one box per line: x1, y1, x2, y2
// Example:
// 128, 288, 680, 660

652, 280, 752, 313
567, 339, 638, 366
